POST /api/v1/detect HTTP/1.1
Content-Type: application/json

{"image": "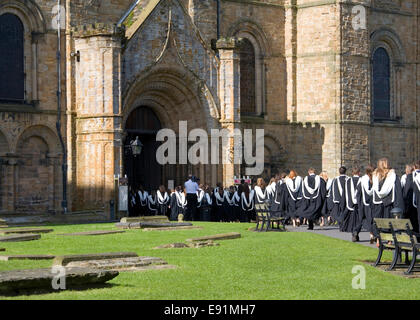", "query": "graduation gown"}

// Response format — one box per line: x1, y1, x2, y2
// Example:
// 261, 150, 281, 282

322, 179, 333, 218
137, 190, 149, 216
128, 192, 137, 217
284, 177, 303, 219
340, 176, 360, 233
355, 175, 374, 233
157, 191, 170, 217
402, 173, 419, 232
224, 191, 236, 222
212, 190, 225, 222
371, 170, 404, 236
330, 175, 347, 224
299, 174, 326, 221
270, 181, 287, 218
240, 190, 255, 222
411, 170, 420, 233
197, 191, 212, 222
147, 195, 158, 216
169, 192, 187, 221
